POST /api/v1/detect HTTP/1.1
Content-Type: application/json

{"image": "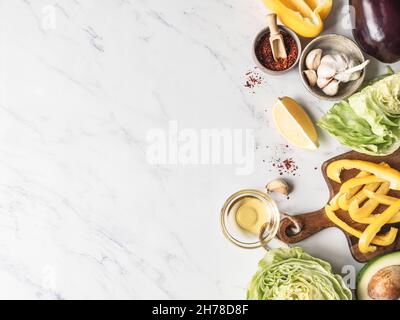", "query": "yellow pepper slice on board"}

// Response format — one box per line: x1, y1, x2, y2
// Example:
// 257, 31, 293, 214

327, 160, 400, 190
352, 189, 400, 224
358, 200, 400, 253
338, 181, 381, 211
329, 192, 341, 211
324, 205, 398, 246
262, 0, 332, 37
339, 176, 386, 194
336, 164, 388, 210
329, 171, 370, 211
340, 171, 370, 196
348, 183, 390, 221
364, 190, 397, 206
